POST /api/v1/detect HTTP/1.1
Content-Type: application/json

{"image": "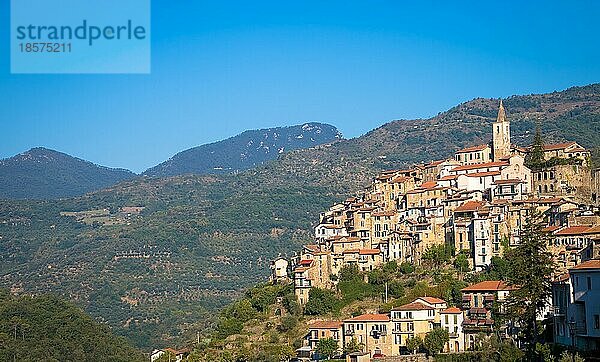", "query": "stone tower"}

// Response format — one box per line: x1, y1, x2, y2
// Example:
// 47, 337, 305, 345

492, 99, 511, 161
